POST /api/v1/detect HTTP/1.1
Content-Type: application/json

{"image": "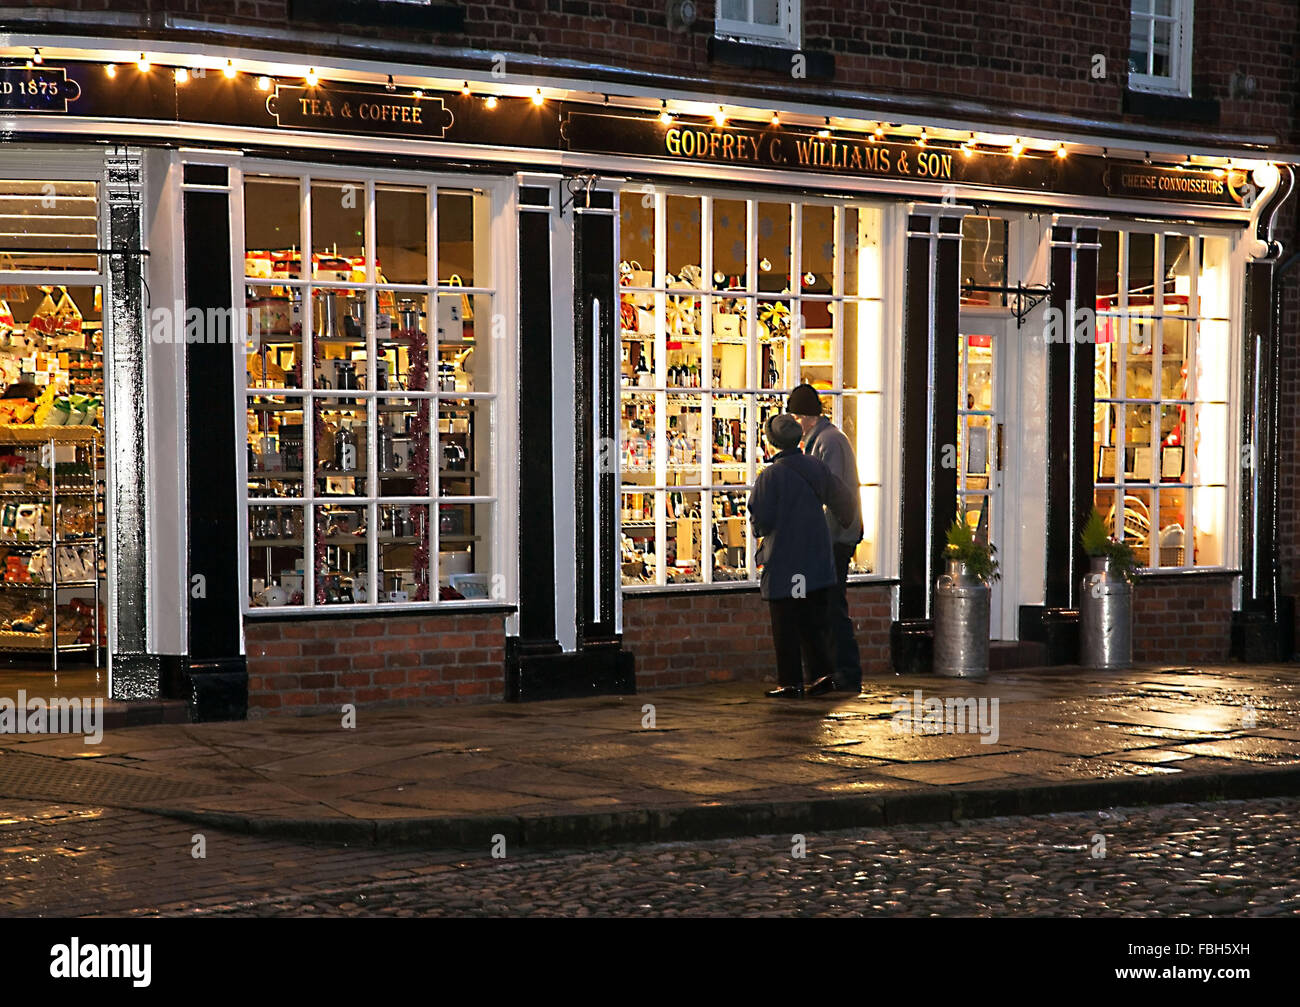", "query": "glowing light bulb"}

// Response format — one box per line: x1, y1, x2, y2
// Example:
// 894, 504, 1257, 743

1056, 143, 1068, 159
658, 102, 673, 125
174, 67, 188, 84
770, 111, 780, 126
485, 95, 498, 109
137, 53, 150, 72
32, 49, 42, 65
713, 106, 727, 127
224, 59, 237, 79
256, 76, 271, 91
918, 127, 927, 146
305, 67, 318, 87
413, 89, 424, 100
532, 88, 544, 106
1010, 137, 1024, 157
817, 117, 831, 138
461, 81, 471, 96
105, 63, 118, 78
